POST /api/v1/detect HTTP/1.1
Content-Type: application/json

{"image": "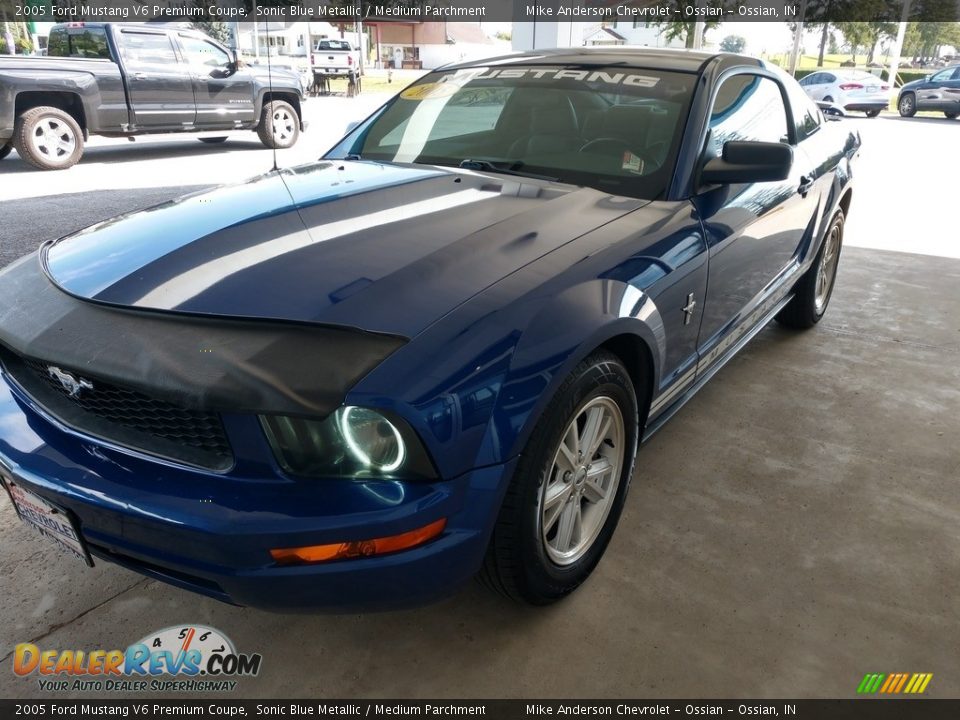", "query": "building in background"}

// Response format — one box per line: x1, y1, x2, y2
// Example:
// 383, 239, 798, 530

365, 21, 505, 69
583, 21, 685, 49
